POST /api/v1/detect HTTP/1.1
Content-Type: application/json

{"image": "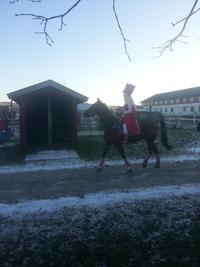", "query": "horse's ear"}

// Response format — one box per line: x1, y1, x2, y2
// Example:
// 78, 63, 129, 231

97, 98, 101, 102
